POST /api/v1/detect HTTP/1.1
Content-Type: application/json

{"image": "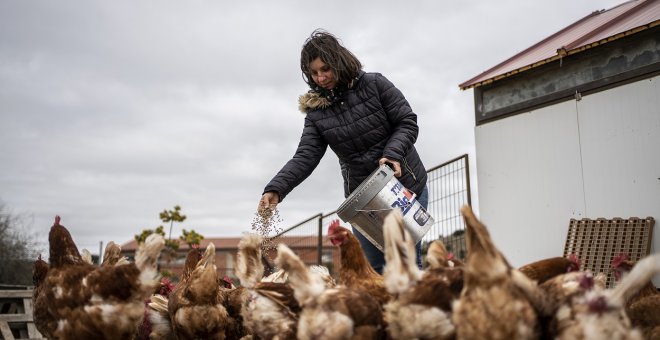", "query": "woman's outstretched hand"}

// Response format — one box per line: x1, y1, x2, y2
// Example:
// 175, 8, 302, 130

258, 191, 280, 213
379, 157, 401, 177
